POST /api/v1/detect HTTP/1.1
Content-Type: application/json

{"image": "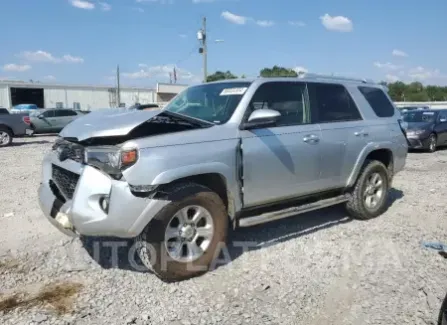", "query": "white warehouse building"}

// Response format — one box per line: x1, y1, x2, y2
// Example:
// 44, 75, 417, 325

0, 80, 188, 111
